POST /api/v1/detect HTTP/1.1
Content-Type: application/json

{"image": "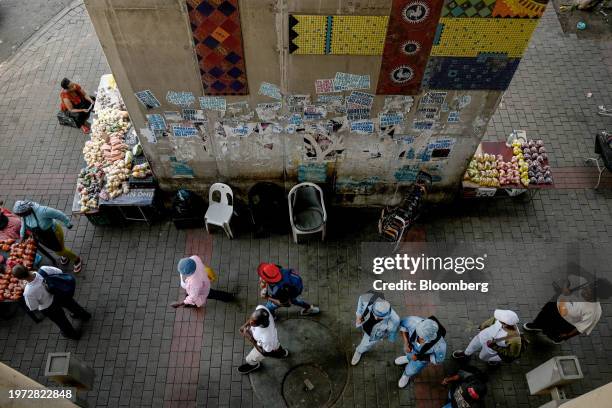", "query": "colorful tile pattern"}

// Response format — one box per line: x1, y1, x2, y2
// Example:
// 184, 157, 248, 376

442, 0, 497, 17
422, 55, 521, 90
492, 0, 548, 18
289, 15, 389, 55
431, 17, 539, 58
376, 0, 445, 95
187, 0, 248, 95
